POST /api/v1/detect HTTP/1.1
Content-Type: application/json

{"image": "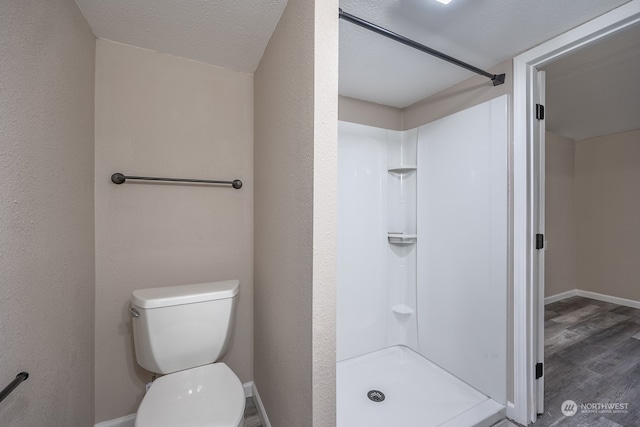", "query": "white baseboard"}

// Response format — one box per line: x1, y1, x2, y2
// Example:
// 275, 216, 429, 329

545, 289, 640, 309
576, 290, 640, 309
243, 381, 253, 398
544, 289, 578, 305
252, 383, 272, 427
94, 414, 135, 427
